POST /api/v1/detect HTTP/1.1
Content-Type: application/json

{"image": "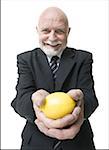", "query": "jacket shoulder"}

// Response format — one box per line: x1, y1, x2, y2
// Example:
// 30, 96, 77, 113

67, 47, 92, 54
76, 49, 92, 55
67, 47, 92, 58
17, 48, 38, 59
